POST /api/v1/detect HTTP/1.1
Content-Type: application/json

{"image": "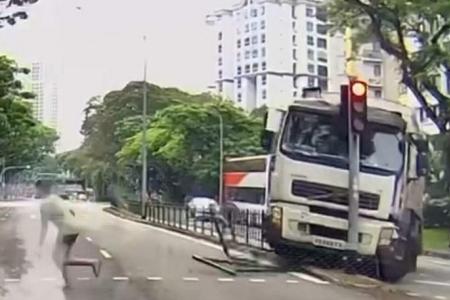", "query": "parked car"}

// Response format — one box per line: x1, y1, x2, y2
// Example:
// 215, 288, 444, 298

187, 197, 219, 221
